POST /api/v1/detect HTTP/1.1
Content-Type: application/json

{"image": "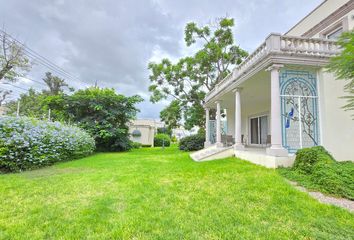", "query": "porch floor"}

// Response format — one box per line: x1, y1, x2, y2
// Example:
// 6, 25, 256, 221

234, 146, 295, 168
